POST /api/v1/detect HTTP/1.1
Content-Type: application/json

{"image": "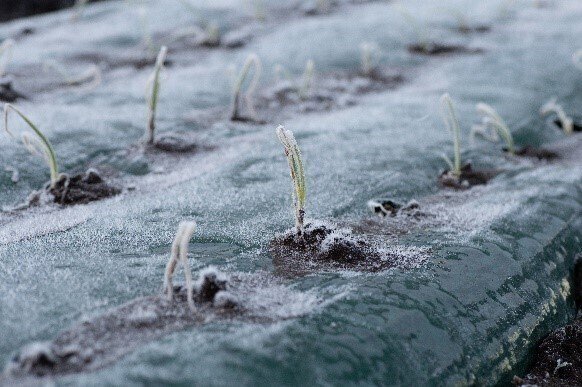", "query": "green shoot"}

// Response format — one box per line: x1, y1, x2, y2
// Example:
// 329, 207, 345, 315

231, 54, 261, 121
540, 97, 574, 135
439, 93, 462, 176
3, 104, 59, 188
475, 103, 514, 154
0, 39, 15, 78
276, 125, 306, 236
145, 46, 167, 144
163, 221, 197, 311
573, 50, 582, 71
299, 59, 315, 100
360, 42, 379, 76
